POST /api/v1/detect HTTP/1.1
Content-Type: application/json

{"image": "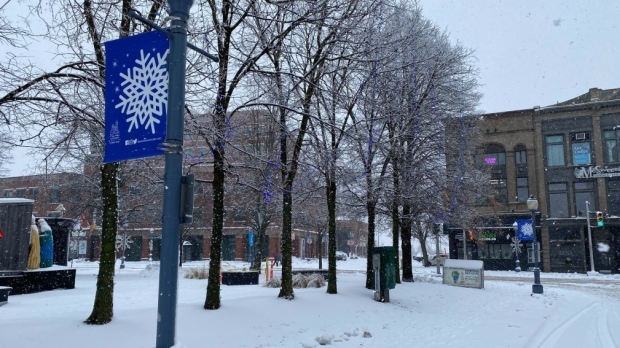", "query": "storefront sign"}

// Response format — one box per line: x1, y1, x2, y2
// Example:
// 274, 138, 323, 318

574, 165, 620, 179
